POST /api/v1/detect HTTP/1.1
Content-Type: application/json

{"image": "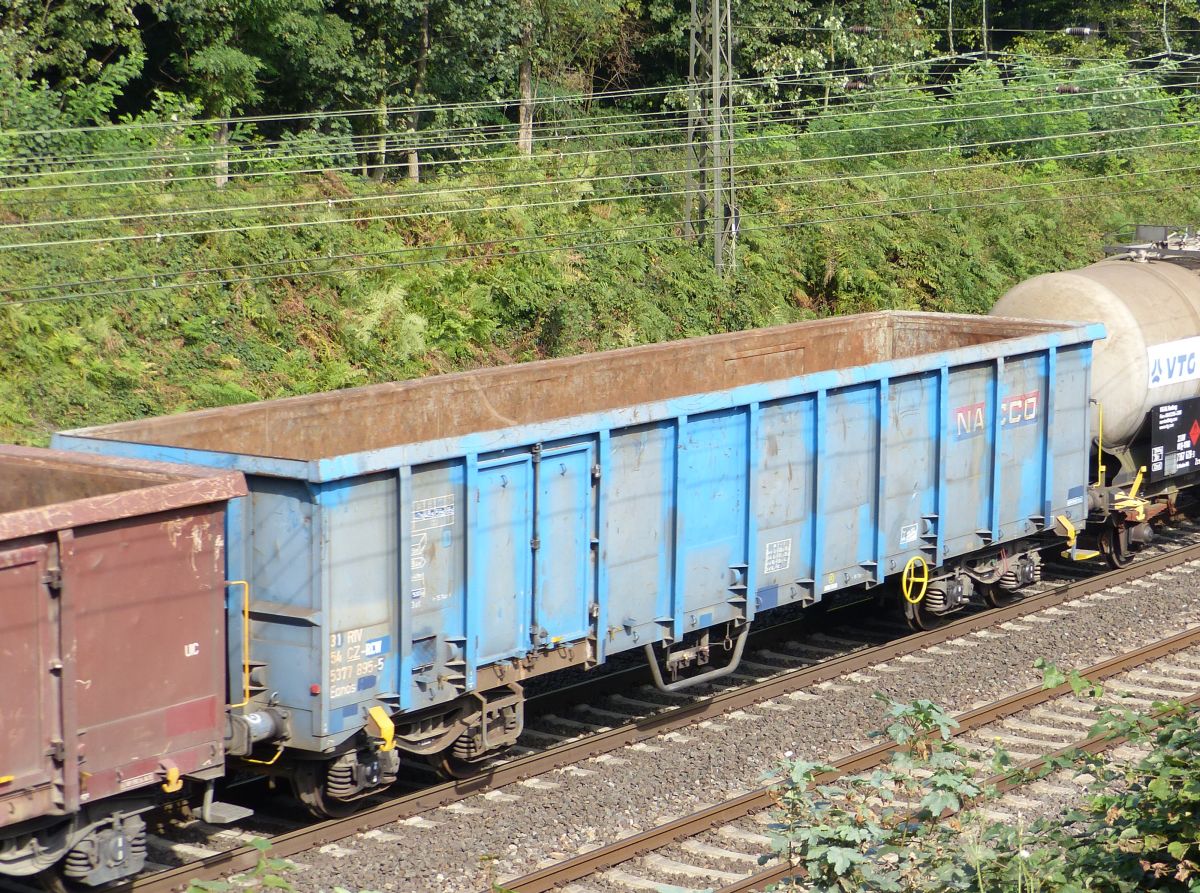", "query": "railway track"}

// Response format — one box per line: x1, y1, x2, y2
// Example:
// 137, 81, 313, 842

80, 530, 1200, 893
502, 627, 1200, 893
